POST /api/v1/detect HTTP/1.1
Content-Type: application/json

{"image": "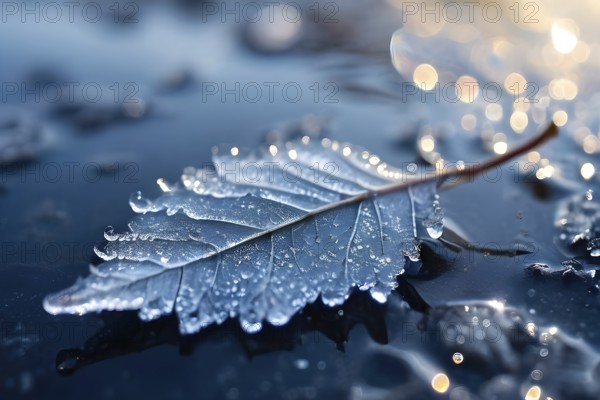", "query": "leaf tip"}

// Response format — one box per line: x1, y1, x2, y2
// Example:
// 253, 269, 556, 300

43, 292, 69, 315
